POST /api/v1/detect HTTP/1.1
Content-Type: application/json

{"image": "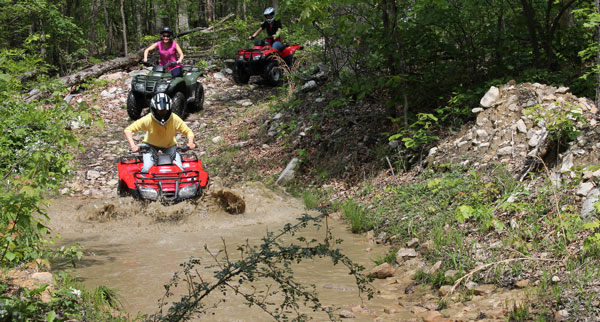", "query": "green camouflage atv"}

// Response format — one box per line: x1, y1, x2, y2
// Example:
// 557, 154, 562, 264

127, 61, 204, 120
